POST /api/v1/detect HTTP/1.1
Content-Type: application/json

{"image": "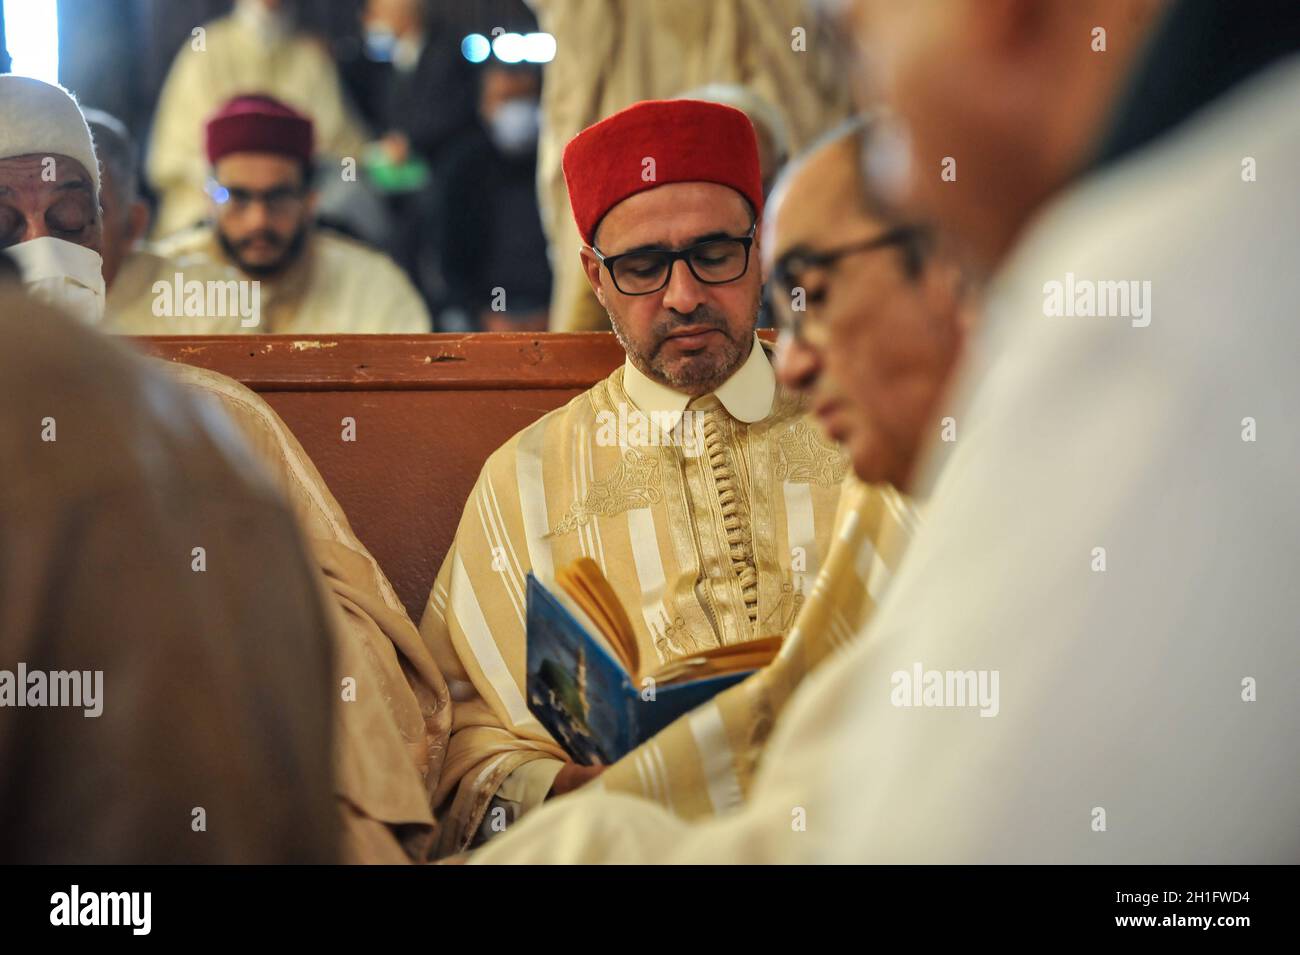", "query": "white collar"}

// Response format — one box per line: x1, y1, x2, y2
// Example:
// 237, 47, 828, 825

622, 333, 775, 423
